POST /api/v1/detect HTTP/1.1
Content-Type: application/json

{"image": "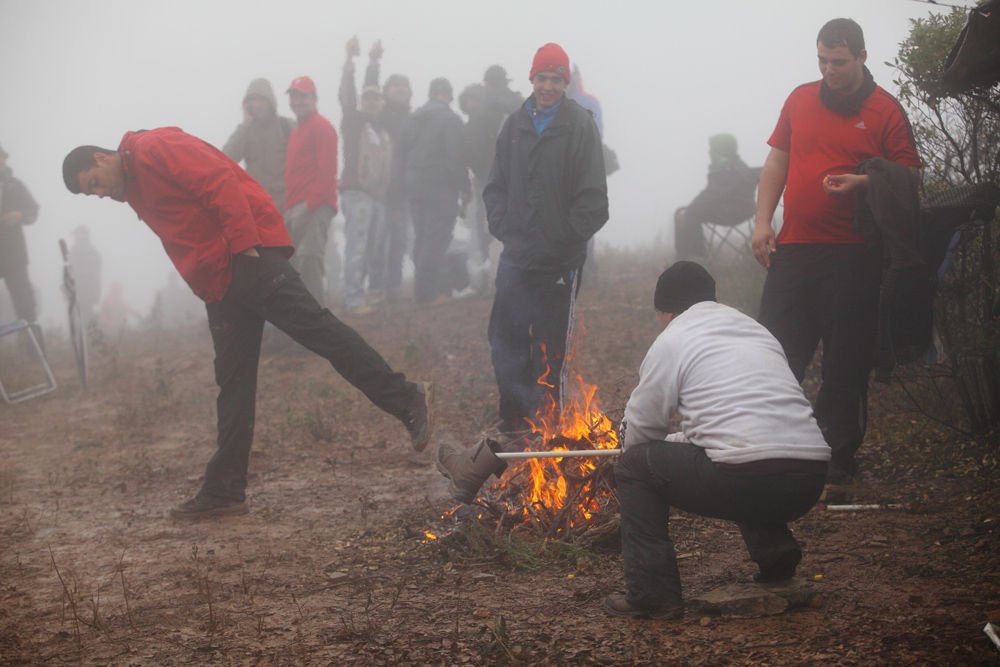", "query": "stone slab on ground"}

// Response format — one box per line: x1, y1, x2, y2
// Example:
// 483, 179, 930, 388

689, 577, 822, 618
